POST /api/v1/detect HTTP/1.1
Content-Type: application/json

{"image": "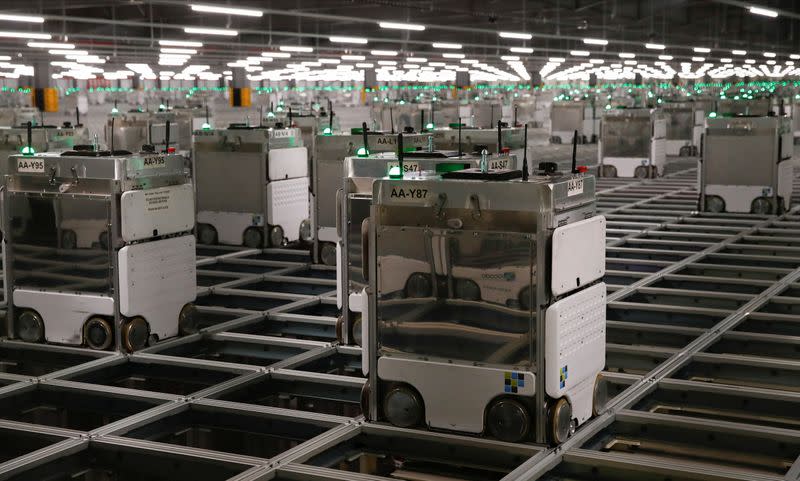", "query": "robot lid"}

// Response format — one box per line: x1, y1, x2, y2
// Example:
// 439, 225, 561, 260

194, 125, 303, 148
345, 150, 490, 180
8, 148, 187, 181
706, 114, 790, 130
373, 171, 595, 220
602, 107, 663, 118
